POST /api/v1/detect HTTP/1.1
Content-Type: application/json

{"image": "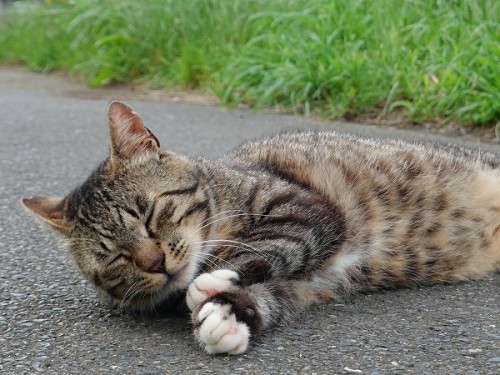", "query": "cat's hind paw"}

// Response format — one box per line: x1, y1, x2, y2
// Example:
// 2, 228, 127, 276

194, 301, 250, 355
186, 269, 239, 311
